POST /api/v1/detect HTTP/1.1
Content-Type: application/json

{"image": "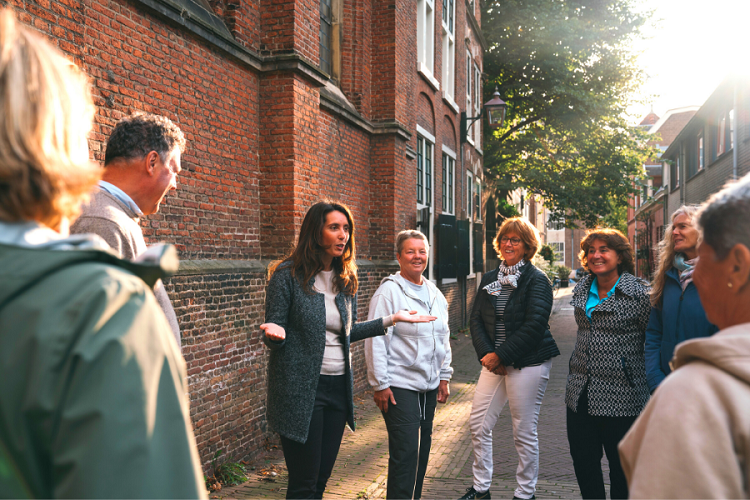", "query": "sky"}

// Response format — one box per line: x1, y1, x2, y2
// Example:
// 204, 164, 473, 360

627, 0, 750, 123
